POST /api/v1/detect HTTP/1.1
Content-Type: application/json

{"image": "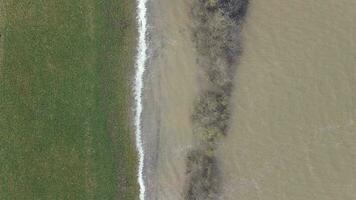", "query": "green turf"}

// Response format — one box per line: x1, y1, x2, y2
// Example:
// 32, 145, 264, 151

0, 0, 138, 199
